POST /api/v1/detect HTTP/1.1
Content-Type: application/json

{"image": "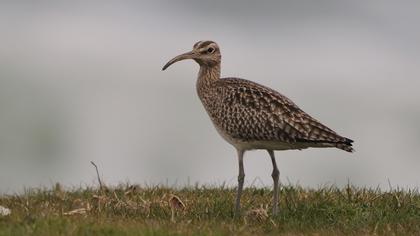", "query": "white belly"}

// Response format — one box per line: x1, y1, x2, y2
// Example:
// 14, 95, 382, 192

212, 123, 310, 151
